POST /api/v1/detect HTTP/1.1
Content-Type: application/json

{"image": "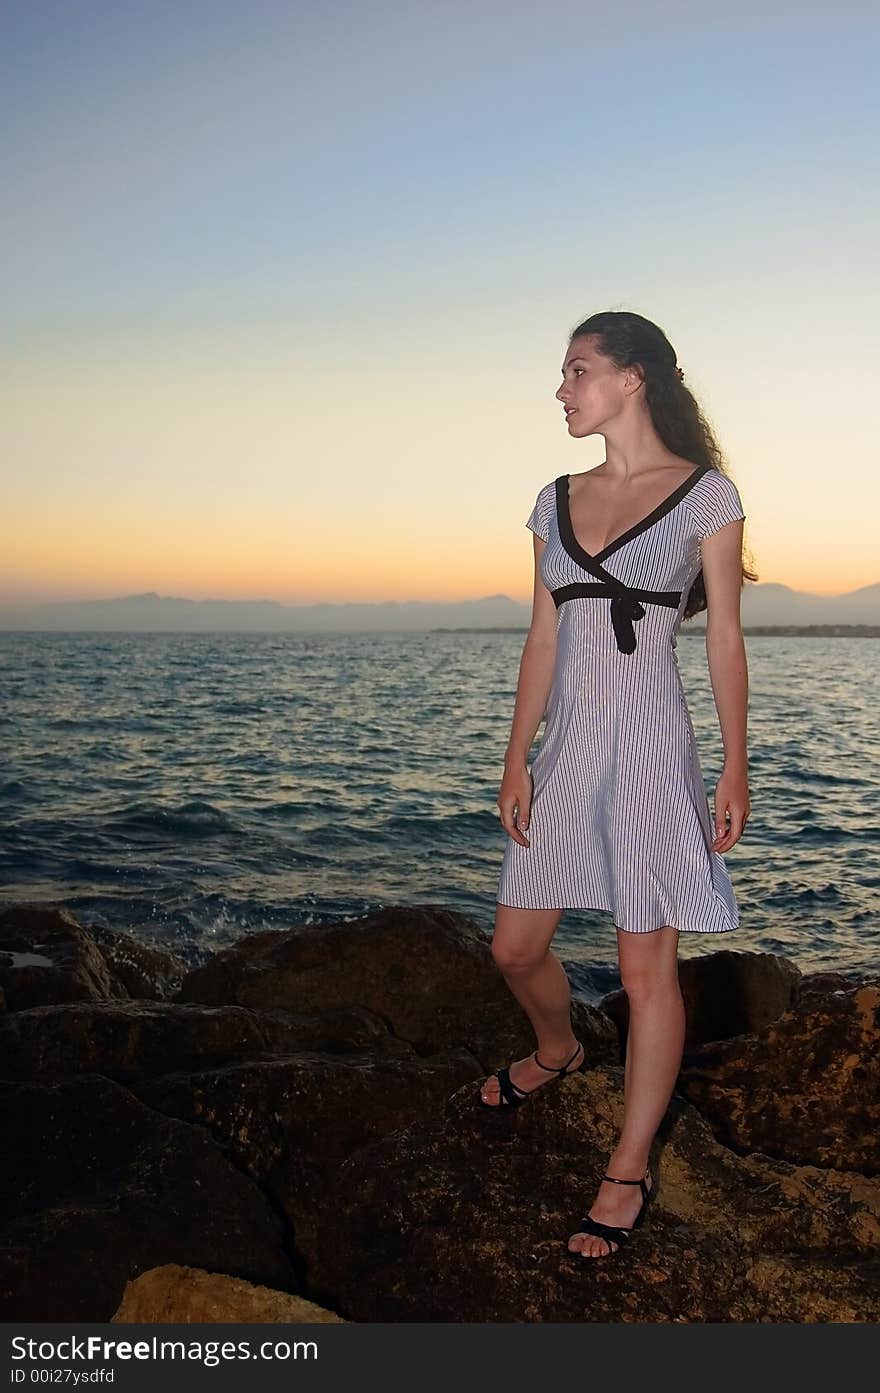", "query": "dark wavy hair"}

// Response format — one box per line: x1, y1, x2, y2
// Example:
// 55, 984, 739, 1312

567, 309, 758, 620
